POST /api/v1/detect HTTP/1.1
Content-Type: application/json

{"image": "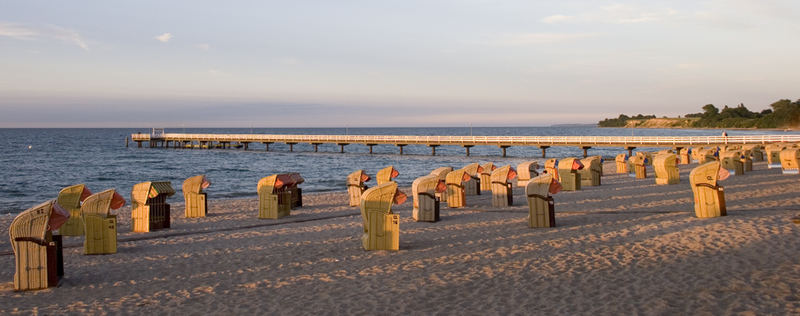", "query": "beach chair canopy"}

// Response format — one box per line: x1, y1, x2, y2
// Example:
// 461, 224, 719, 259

480, 162, 496, 175
183, 175, 211, 194
82, 189, 126, 216
377, 166, 399, 182
517, 161, 539, 180
347, 169, 371, 186
56, 184, 91, 210
446, 169, 471, 185
430, 167, 453, 180
491, 165, 517, 183
654, 153, 678, 168
462, 163, 484, 176
131, 181, 175, 205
